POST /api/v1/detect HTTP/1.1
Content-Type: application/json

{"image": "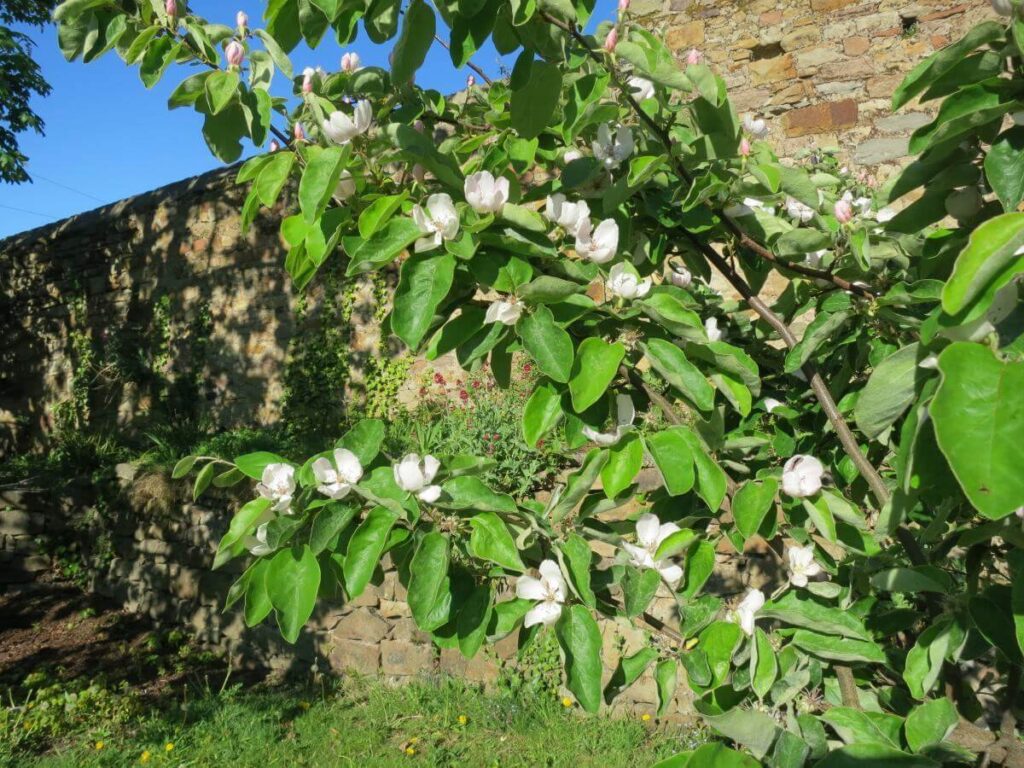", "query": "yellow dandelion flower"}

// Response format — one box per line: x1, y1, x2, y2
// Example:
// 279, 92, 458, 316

95, 741, 105, 751
299, 701, 311, 710
165, 742, 175, 752
405, 747, 416, 756
641, 713, 652, 722
409, 737, 420, 745
561, 697, 573, 708
457, 715, 468, 725
141, 750, 152, 763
